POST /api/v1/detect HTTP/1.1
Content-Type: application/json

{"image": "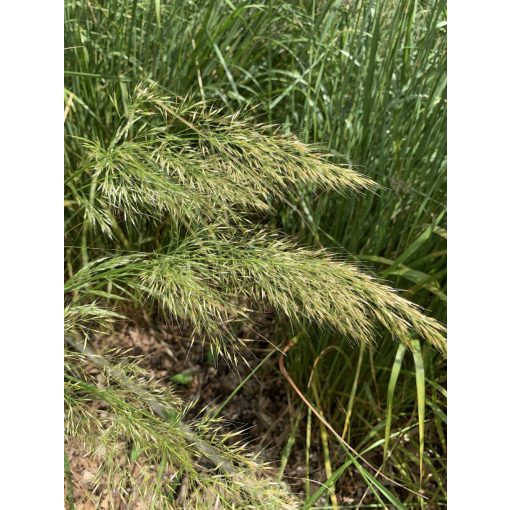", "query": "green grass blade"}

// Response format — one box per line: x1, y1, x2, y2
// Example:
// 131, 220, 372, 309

411, 338, 426, 490
384, 343, 407, 460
